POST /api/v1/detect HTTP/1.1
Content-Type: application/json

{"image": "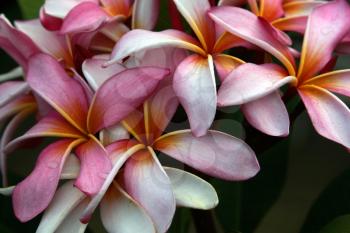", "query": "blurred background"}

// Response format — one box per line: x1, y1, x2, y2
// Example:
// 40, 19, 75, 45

1, 0, 350, 232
